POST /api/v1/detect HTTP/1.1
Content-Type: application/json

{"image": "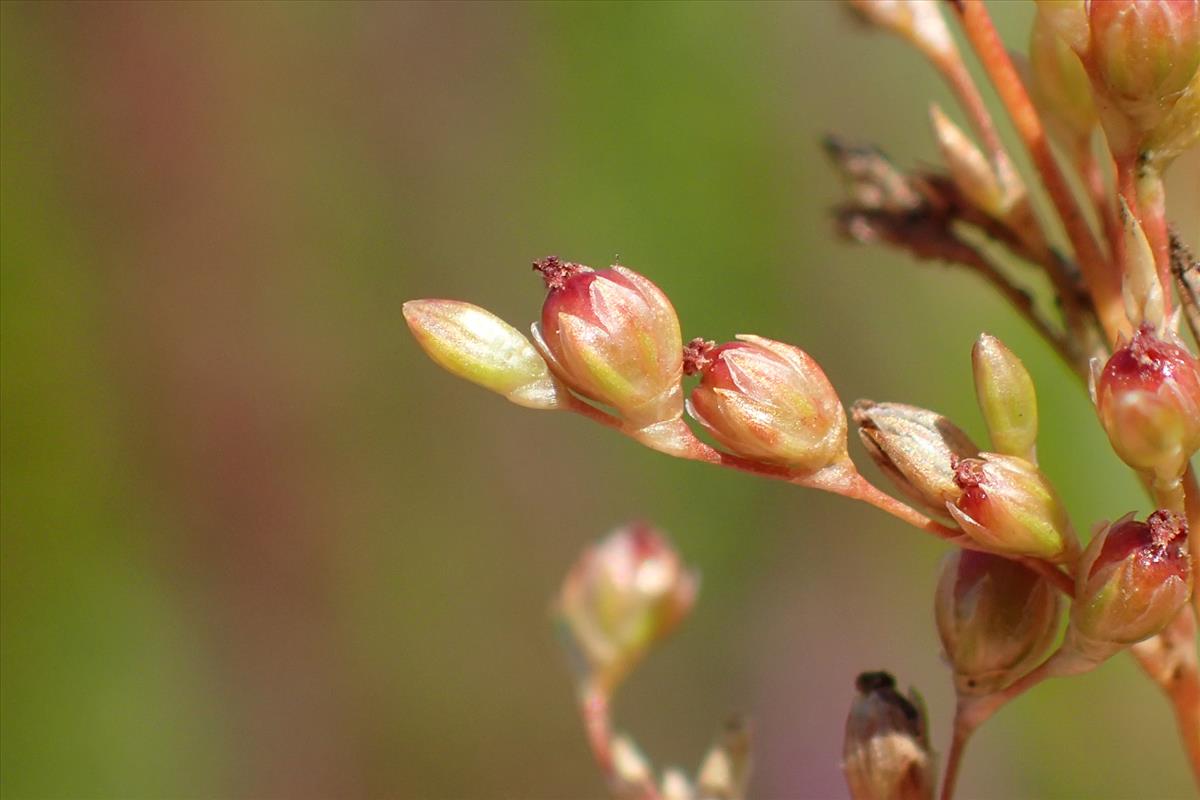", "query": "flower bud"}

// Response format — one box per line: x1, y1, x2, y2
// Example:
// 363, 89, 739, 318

1085, 0, 1200, 154
696, 717, 751, 800
1072, 511, 1192, 646
934, 549, 1061, 696
1091, 324, 1200, 486
929, 105, 1007, 218
846, 0, 956, 62
852, 401, 979, 517
1035, 1, 1089, 54
403, 299, 563, 409
1029, 9, 1098, 149
972, 334, 1039, 461
842, 671, 934, 800
947, 454, 1078, 563
531, 256, 684, 428
684, 336, 848, 470
555, 522, 698, 692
